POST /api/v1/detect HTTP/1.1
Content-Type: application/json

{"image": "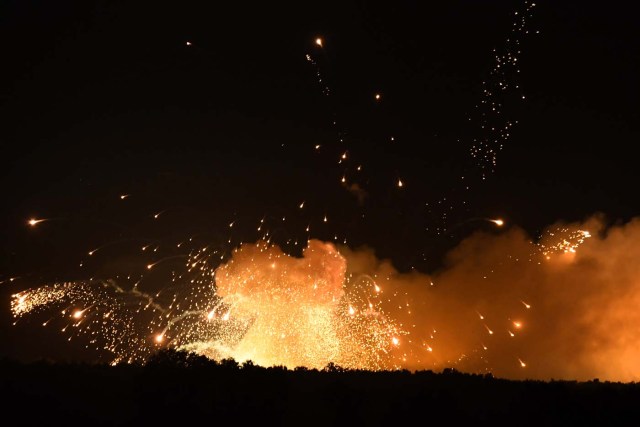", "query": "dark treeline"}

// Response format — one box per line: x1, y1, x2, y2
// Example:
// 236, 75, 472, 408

2, 350, 639, 426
